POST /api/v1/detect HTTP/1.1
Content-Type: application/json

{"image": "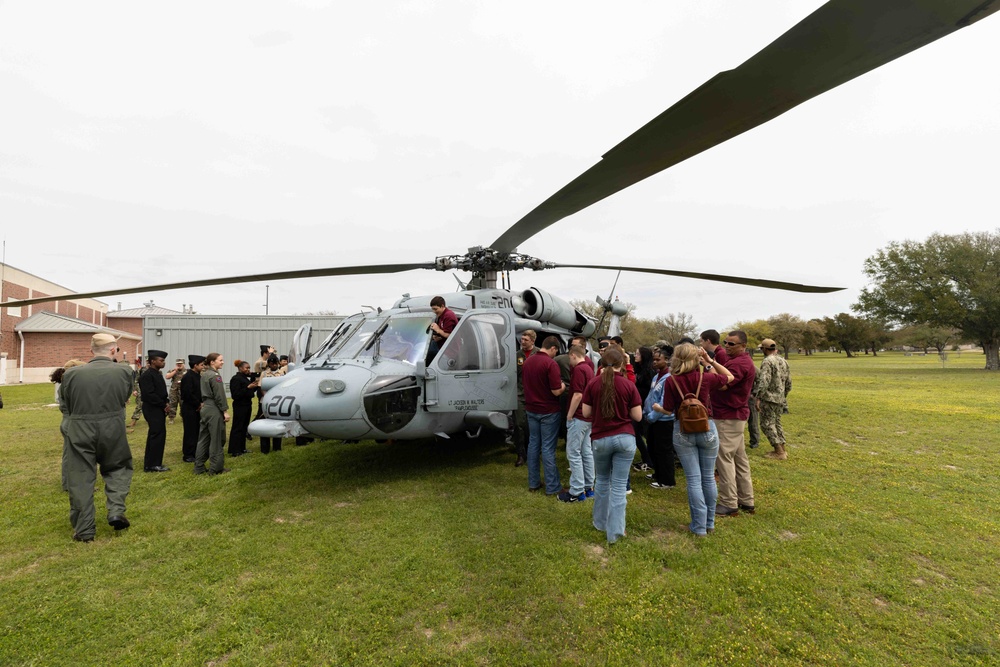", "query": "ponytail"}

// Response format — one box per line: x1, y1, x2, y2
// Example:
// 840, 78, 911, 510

600, 349, 624, 419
